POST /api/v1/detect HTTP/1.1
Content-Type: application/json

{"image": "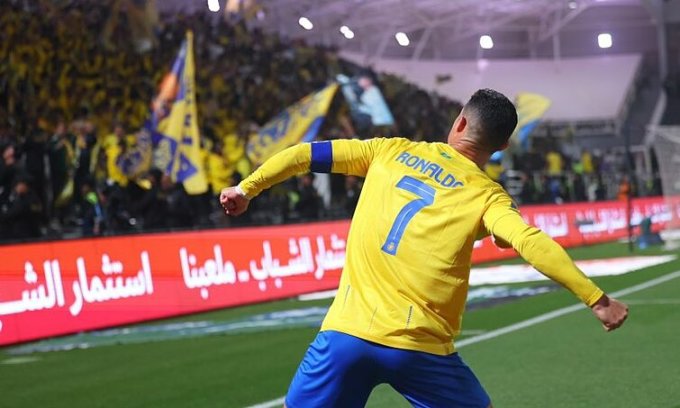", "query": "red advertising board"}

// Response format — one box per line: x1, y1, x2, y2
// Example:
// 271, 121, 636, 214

0, 197, 675, 346
471, 196, 675, 263
0, 221, 347, 346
